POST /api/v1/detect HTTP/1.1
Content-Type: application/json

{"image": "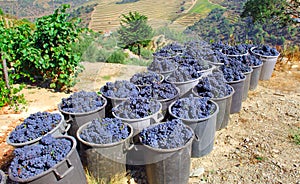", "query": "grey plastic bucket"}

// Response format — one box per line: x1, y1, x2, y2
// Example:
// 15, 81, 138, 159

227, 77, 246, 114
58, 97, 107, 138
192, 85, 235, 131
0, 170, 6, 184
139, 124, 194, 184
8, 136, 87, 184
249, 63, 263, 90
250, 47, 280, 80
165, 76, 202, 97
158, 87, 180, 120
6, 112, 70, 148
76, 122, 133, 183
242, 67, 253, 101
168, 99, 219, 157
